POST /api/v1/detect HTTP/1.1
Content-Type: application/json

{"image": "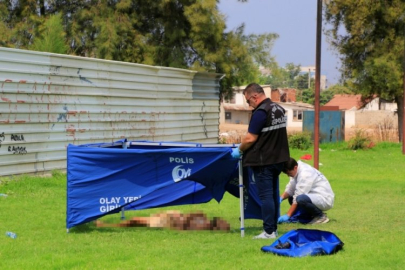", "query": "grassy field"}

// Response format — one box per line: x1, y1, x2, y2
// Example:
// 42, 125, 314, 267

1, 142, 405, 269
